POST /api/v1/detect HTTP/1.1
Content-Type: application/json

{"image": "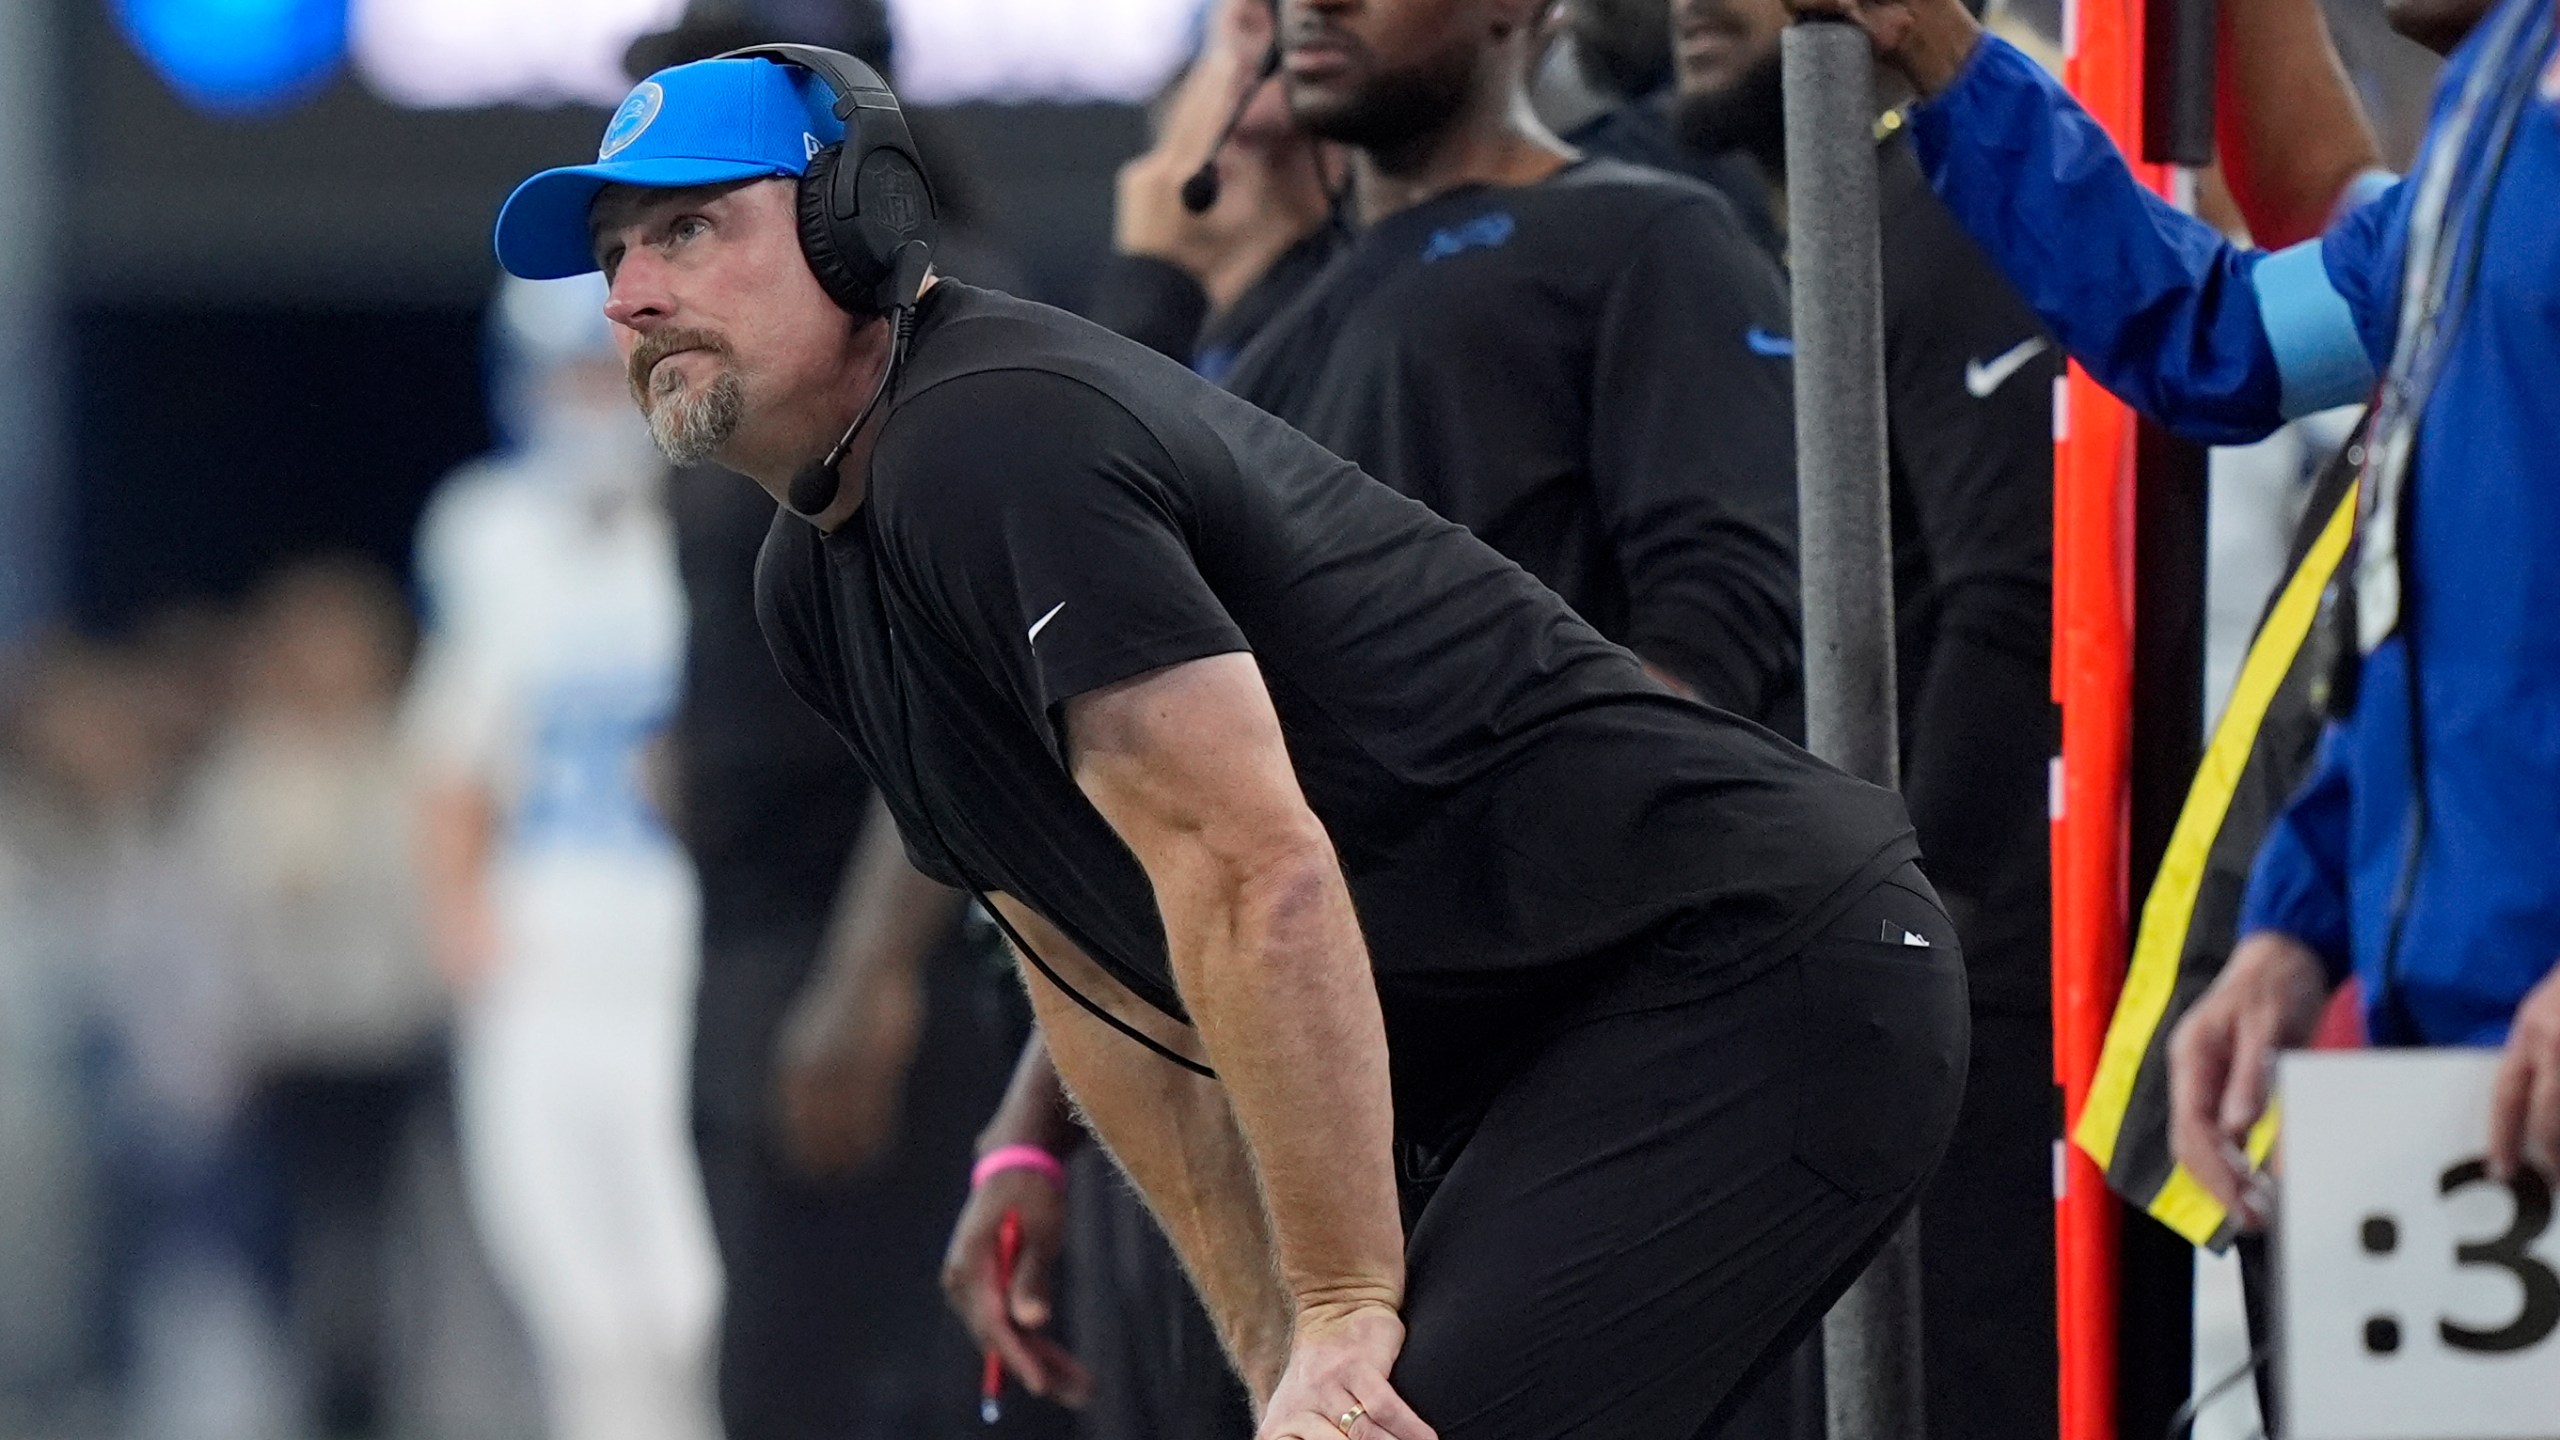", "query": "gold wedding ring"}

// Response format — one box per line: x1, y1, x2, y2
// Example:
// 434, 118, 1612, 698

1333, 1403, 1367, 1436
